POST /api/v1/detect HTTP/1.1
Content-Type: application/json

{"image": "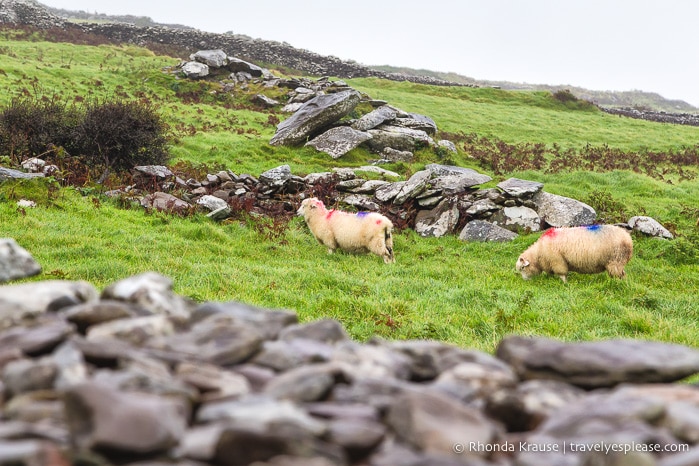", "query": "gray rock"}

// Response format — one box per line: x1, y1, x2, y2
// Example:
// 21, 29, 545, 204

226, 56, 265, 77
270, 90, 362, 146
195, 395, 326, 436
490, 206, 542, 232
259, 164, 292, 185
2, 357, 58, 396
385, 339, 513, 381
437, 140, 458, 153
393, 169, 432, 204
532, 191, 596, 227
386, 389, 499, 458
180, 61, 209, 78
465, 199, 499, 216
191, 49, 227, 68
175, 361, 251, 402
60, 300, 140, 332
20, 157, 45, 172
394, 113, 438, 134
251, 338, 334, 371
497, 336, 699, 388
326, 417, 386, 459
432, 360, 518, 404
133, 165, 174, 180
374, 181, 406, 203
140, 192, 192, 214
628, 215, 674, 239
415, 198, 459, 238
381, 147, 414, 161
264, 363, 345, 402
0, 317, 73, 356
153, 314, 264, 366
459, 220, 519, 242
279, 319, 349, 344
86, 315, 175, 345
192, 301, 297, 340
331, 341, 413, 380
485, 379, 585, 431
252, 93, 279, 108
63, 381, 188, 454
0, 167, 44, 181
0, 238, 41, 283
366, 125, 434, 152
101, 272, 192, 321
0, 280, 98, 325
305, 126, 372, 159
196, 194, 229, 212
497, 177, 544, 197
351, 105, 398, 131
